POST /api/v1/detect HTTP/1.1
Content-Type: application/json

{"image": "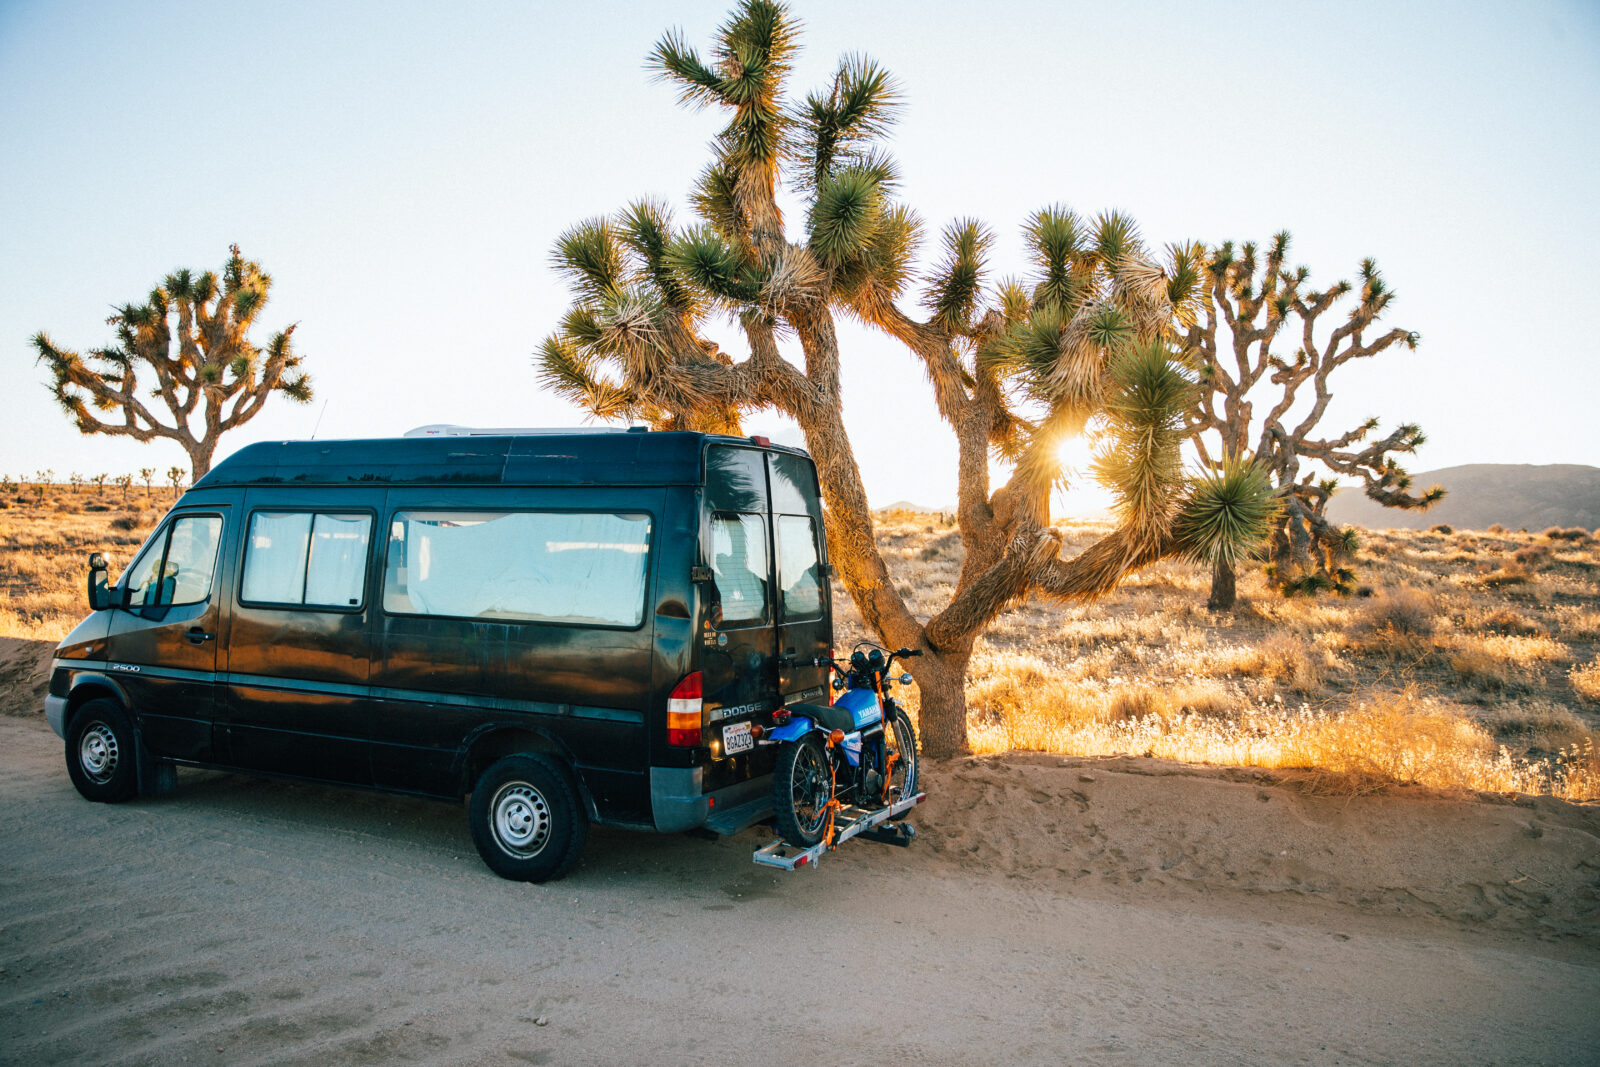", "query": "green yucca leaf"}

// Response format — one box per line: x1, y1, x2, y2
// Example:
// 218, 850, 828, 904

809, 166, 884, 265
1092, 210, 1143, 271
1172, 459, 1280, 567
692, 164, 742, 238
228, 355, 251, 380
834, 201, 921, 302
1083, 302, 1132, 353
560, 306, 604, 351
1093, 344, 1192, 533
924, 219, 990, 332
666, 225, 759, 302
649, 29, 725, 107
1025, 205, 1084, 312
166, 268, 194, 302
620, 199, 701, 316
1269, 230, 1291, 262
278, 372, 313, 403
996, 278, 1030, 325
231, 286, 263, 321
552, 219, 624, 302
536, 333, 600, 397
